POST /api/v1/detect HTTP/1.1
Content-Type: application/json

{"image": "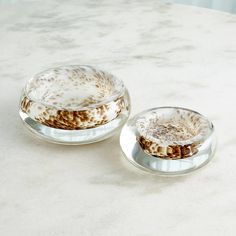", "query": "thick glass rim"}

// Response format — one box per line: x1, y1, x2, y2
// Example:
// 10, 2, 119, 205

23, 65, 126, 111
